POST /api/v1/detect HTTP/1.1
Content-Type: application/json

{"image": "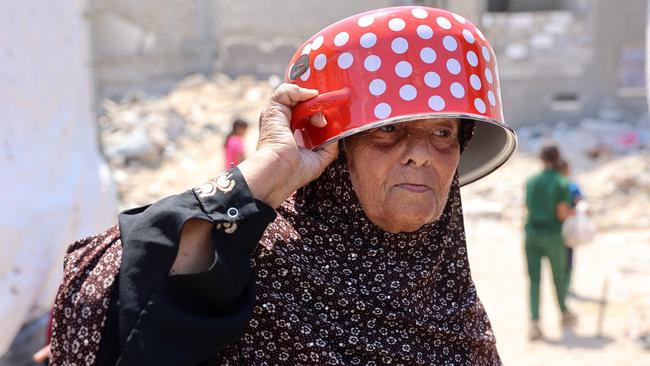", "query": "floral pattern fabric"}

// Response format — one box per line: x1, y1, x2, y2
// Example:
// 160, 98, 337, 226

216, 154, 500, 365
